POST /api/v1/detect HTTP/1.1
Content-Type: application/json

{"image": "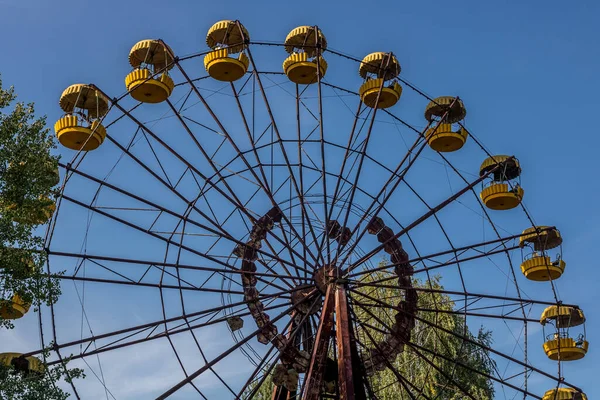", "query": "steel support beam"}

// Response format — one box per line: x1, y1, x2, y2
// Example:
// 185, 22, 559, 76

335, 285, 366, 400
303, 285, 335, 400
